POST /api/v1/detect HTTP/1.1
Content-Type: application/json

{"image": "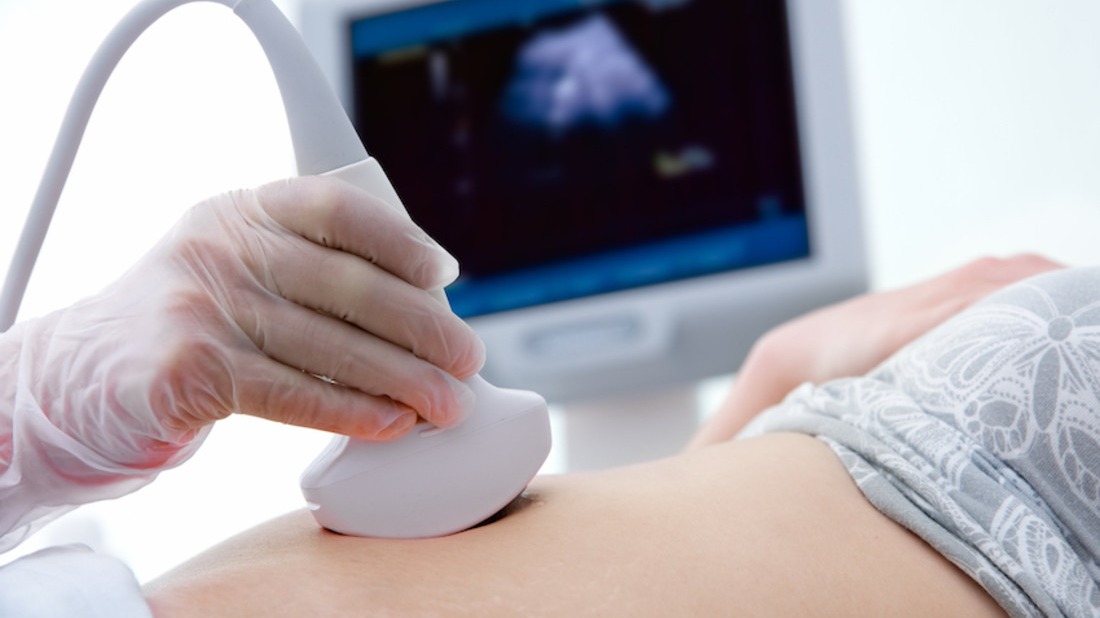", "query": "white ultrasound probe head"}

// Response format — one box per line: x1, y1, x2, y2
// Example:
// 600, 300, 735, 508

301, 374, 551, 538
300, 159, 552, 538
